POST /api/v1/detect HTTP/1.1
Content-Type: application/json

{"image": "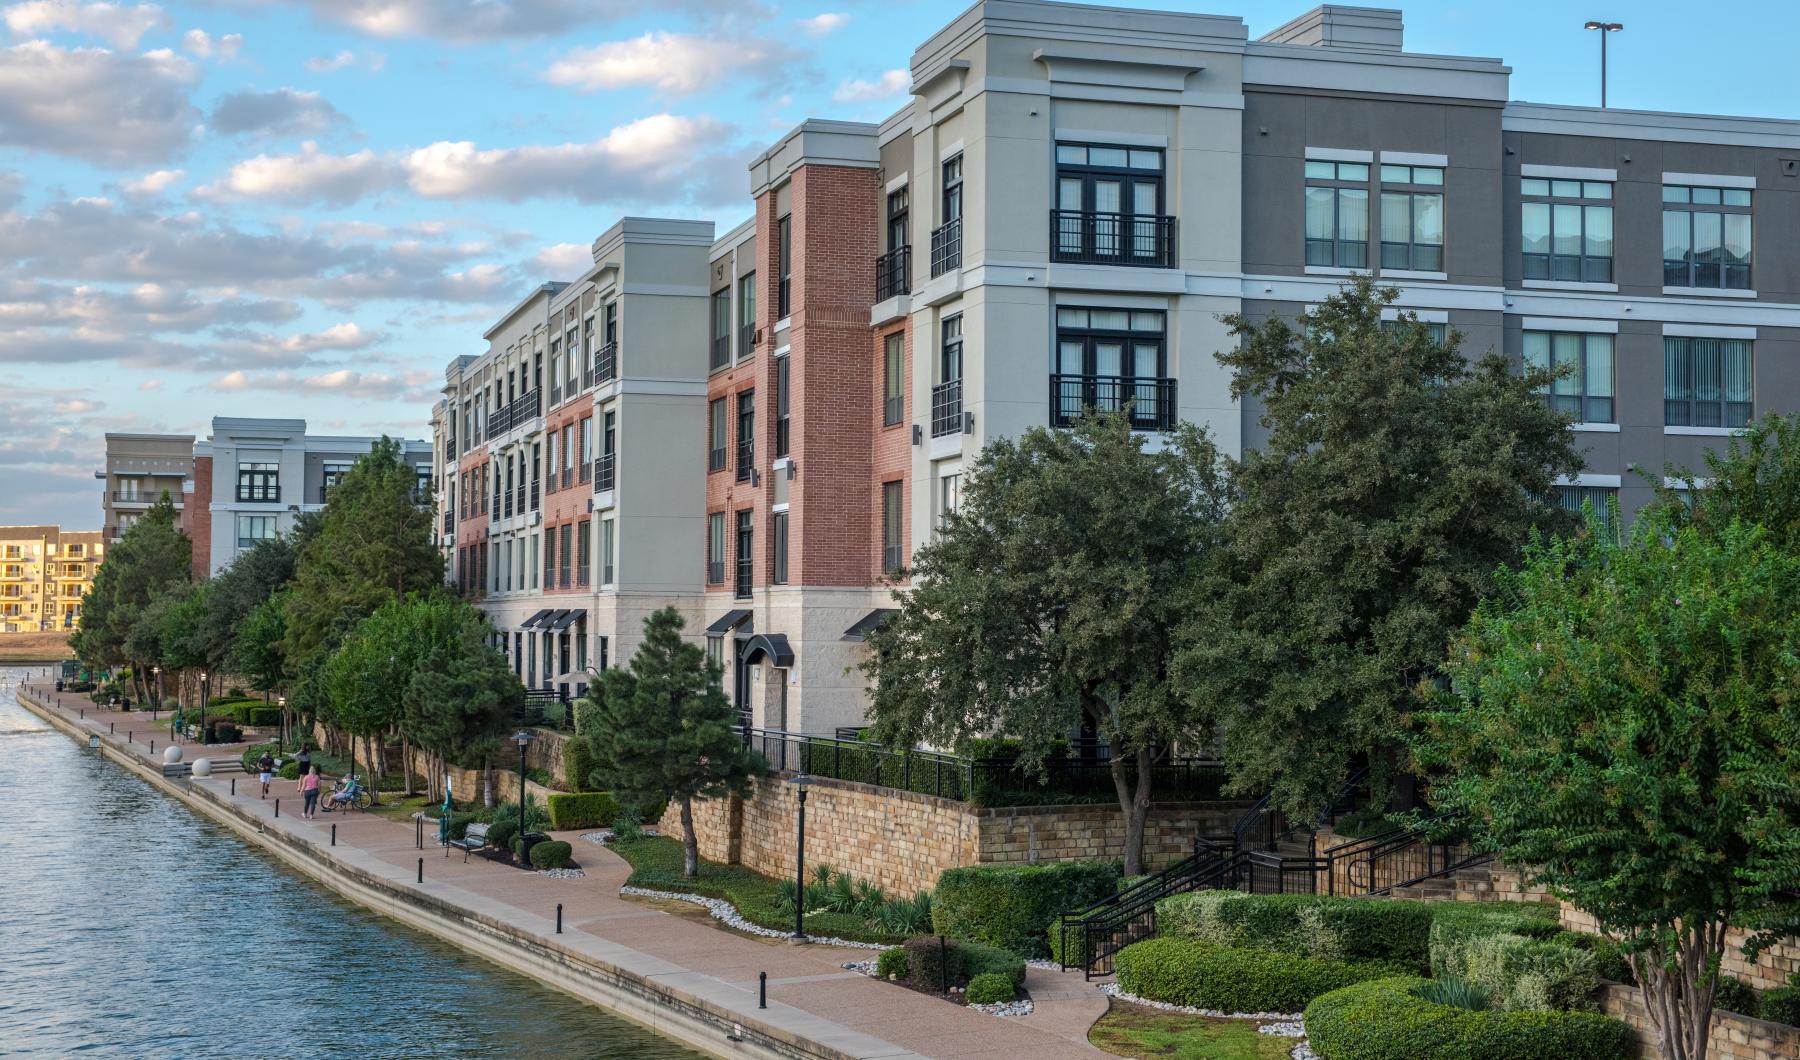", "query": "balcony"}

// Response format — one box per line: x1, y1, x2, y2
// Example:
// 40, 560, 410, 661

1049, 374, 1177, 431
875, 245, 912, 300
235, 487, 280, 504
490, 388, 542, 437
594, 453, 615, 494
930, 379, 963, 438
503, 490, 514, 519
929, 219, 962, 278
109, 491, 153, 504
594, 342, 618, 385
1049, 210, 1177, 268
